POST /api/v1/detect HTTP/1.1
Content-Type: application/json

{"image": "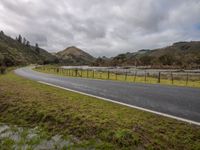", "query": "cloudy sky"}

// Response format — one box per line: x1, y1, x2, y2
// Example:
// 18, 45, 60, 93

0, 0, 200, 57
